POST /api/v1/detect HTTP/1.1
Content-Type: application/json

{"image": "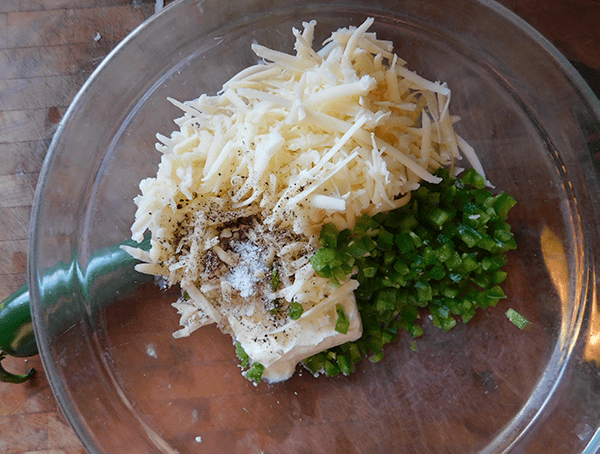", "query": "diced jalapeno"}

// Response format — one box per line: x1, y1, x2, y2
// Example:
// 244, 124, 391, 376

303, 168, 516, 377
